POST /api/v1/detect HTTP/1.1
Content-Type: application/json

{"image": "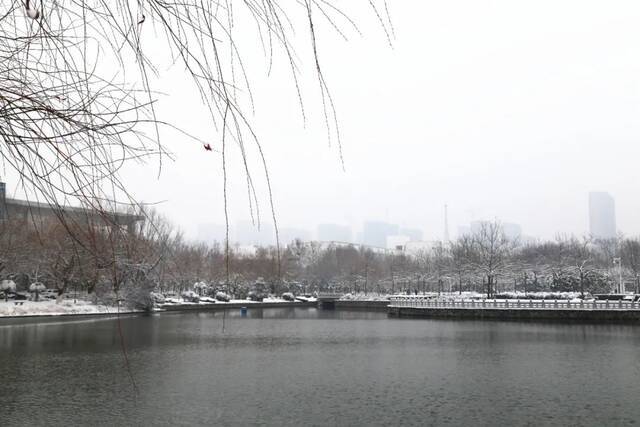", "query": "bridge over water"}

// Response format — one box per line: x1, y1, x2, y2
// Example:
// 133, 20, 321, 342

317, 293, 343, 309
